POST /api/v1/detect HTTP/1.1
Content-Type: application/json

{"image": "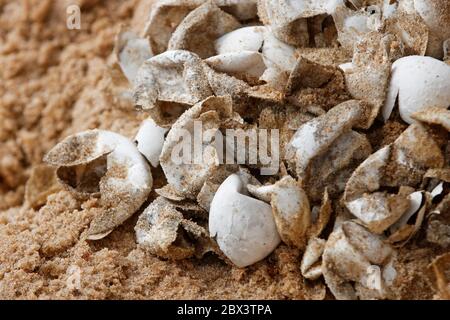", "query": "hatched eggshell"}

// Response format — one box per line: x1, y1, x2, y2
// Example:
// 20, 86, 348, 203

383, 56, 450, 124
209, 174, 281, 267
301, 237, 326, 280
44, 130, 153, 240
167, 1, 241, 59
